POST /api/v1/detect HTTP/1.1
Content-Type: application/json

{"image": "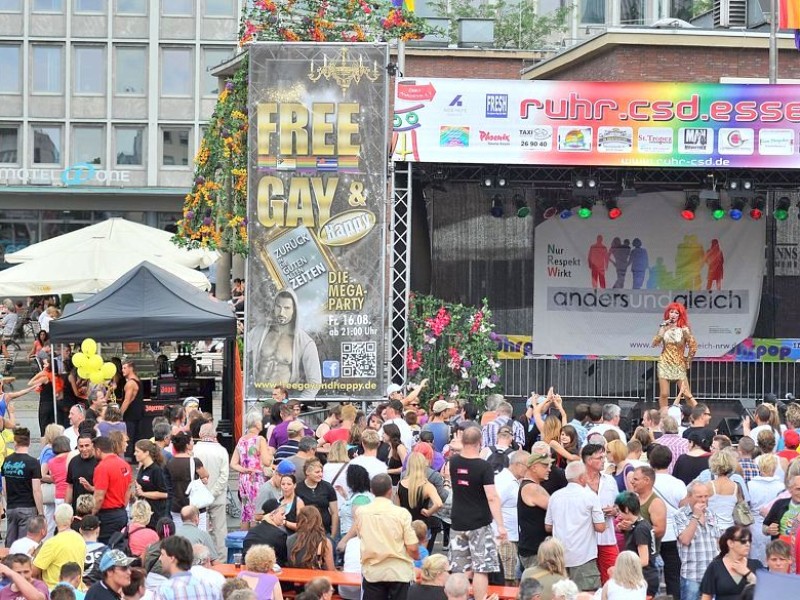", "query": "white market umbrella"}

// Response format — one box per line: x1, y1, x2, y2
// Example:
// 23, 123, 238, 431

0, 238, 210, 295
5, 218, 218, 269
